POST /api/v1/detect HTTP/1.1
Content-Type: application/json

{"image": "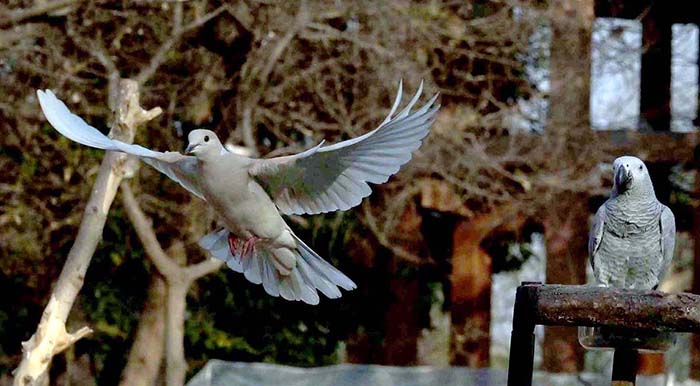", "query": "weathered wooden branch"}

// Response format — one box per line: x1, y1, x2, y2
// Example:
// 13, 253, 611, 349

519, 283, 700, 331
121, 183, 222, 386
13, 79, 161, 386
508, 283, 700, 386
